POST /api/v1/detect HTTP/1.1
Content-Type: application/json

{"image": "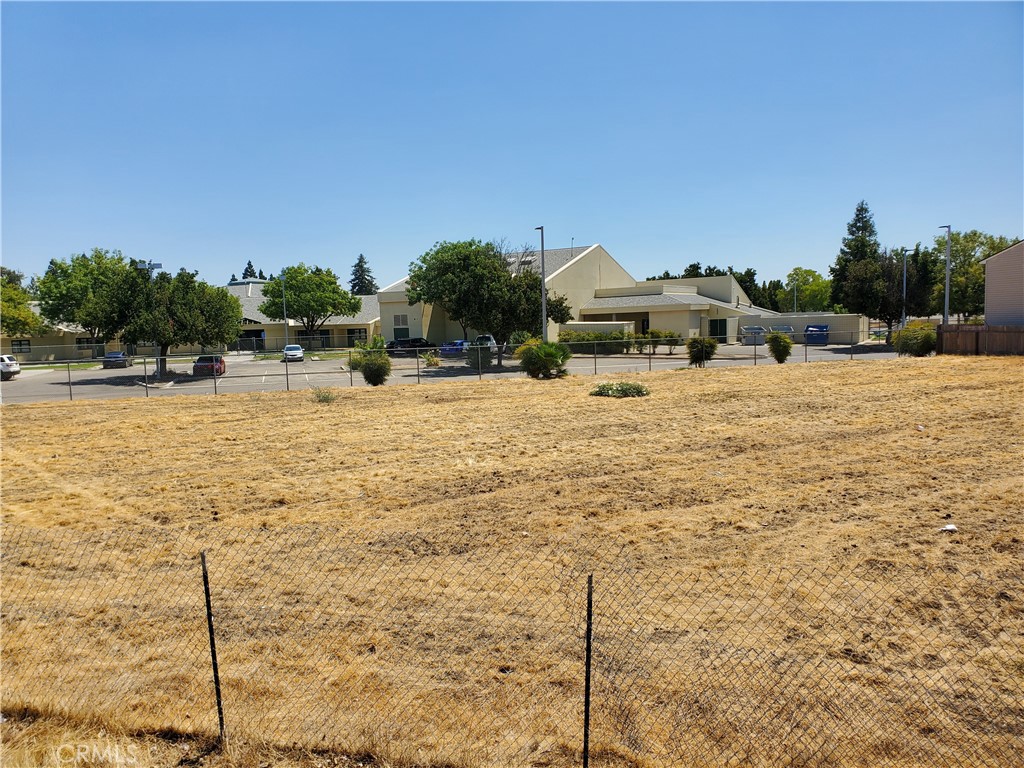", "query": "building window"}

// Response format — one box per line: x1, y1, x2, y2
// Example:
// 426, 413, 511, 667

394, 314, 409, 328
11, 340, 31, 353
76, 337, 96, 350
346, 329, 368, 347
394, 328, 410, 340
